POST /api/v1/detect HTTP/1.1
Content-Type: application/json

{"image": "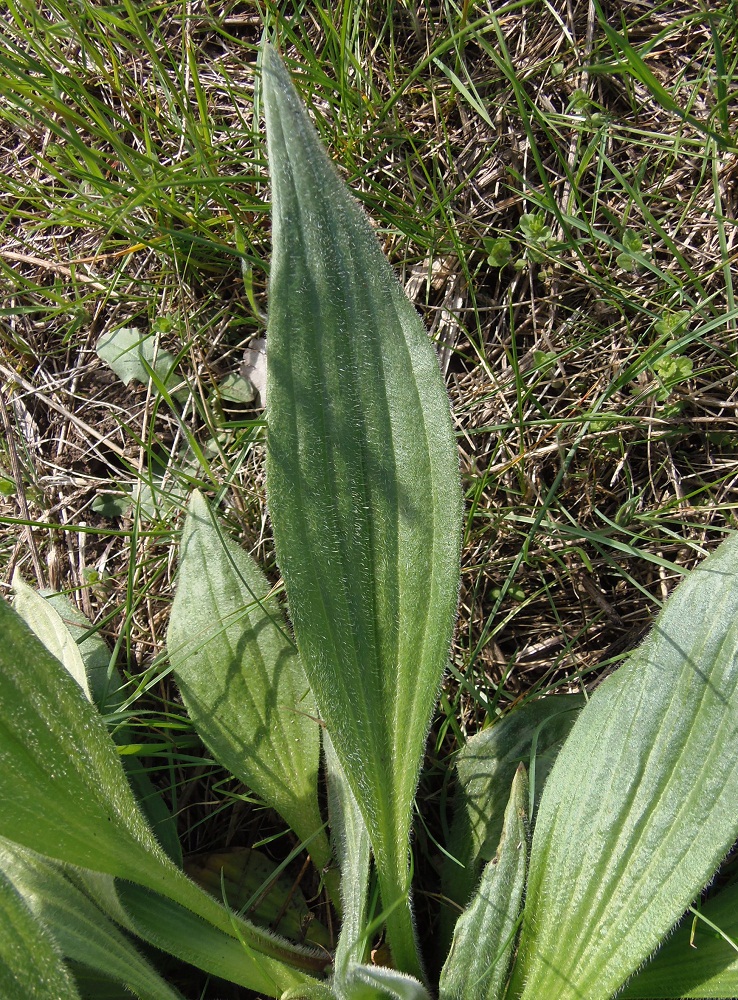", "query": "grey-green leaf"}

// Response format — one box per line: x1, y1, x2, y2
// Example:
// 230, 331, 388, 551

40, 590, 121, 712
339, 965, 433, 1000
216, 371, 256, 403
97, 327, 181, 395
167, 490, 330, 878
0, 597, 174, 880
440, 765, 528, 1000
0, 866, 81, 999
0, 598, 327, 996
0, 840, 184, 1000
325, 731, 372, 981
37, 590, 182, 864
113, 881, 327, 997
621, 881, 738, 998
12, 572, 91, 699
508, 533, 738, 1000
70, 868, 327, 997
443, 693, 583, 930
262, 40, 462, 977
